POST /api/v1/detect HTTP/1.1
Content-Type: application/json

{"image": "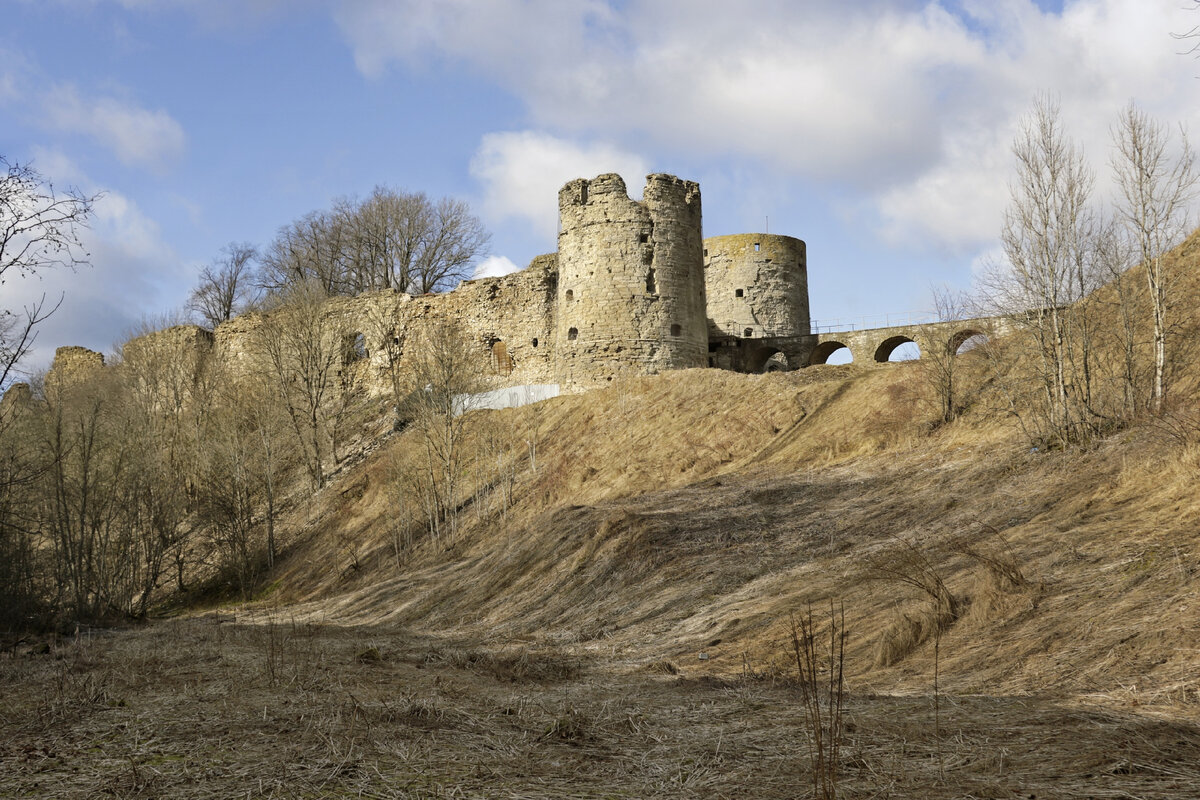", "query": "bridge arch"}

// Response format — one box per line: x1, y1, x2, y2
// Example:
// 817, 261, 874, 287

809, 341, 853, 365
948, 328, 987, 354
744, 345, 793, 373
874, 335, 919, 362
